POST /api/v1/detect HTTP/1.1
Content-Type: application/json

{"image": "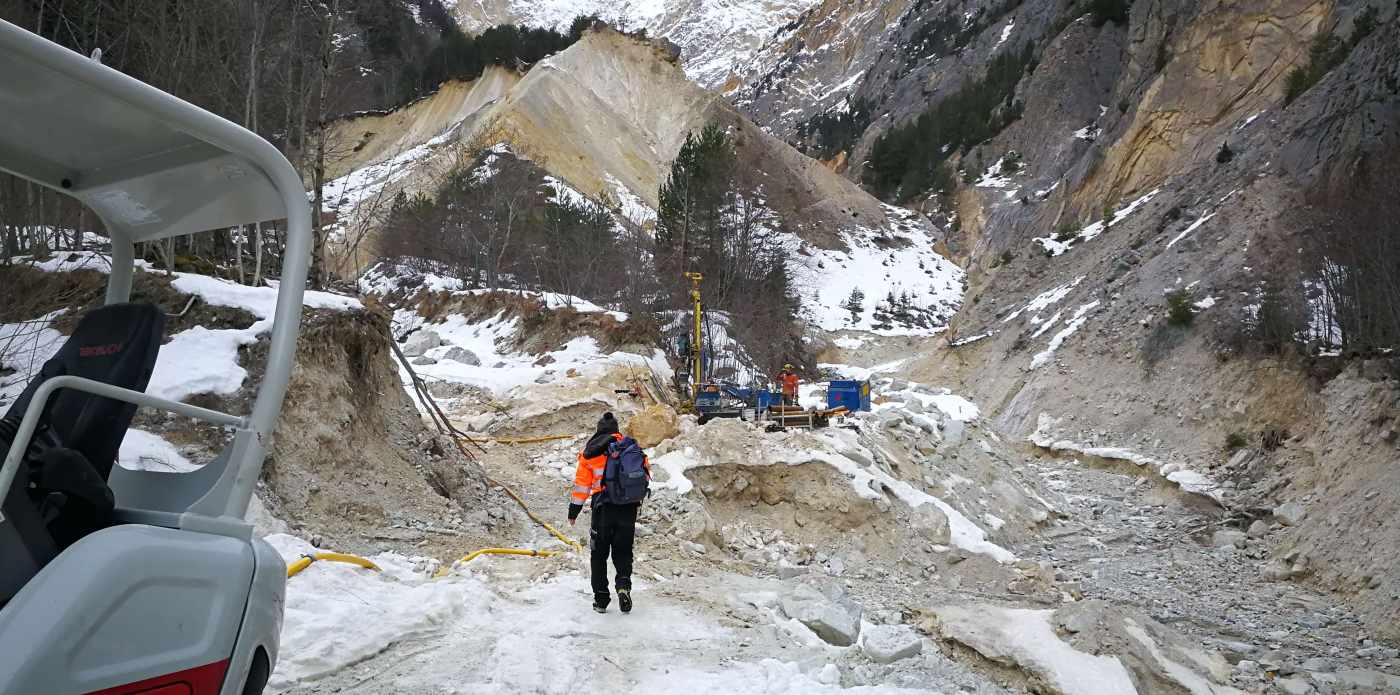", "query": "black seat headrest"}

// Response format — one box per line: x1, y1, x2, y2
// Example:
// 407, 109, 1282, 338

3, 303, 165, 478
